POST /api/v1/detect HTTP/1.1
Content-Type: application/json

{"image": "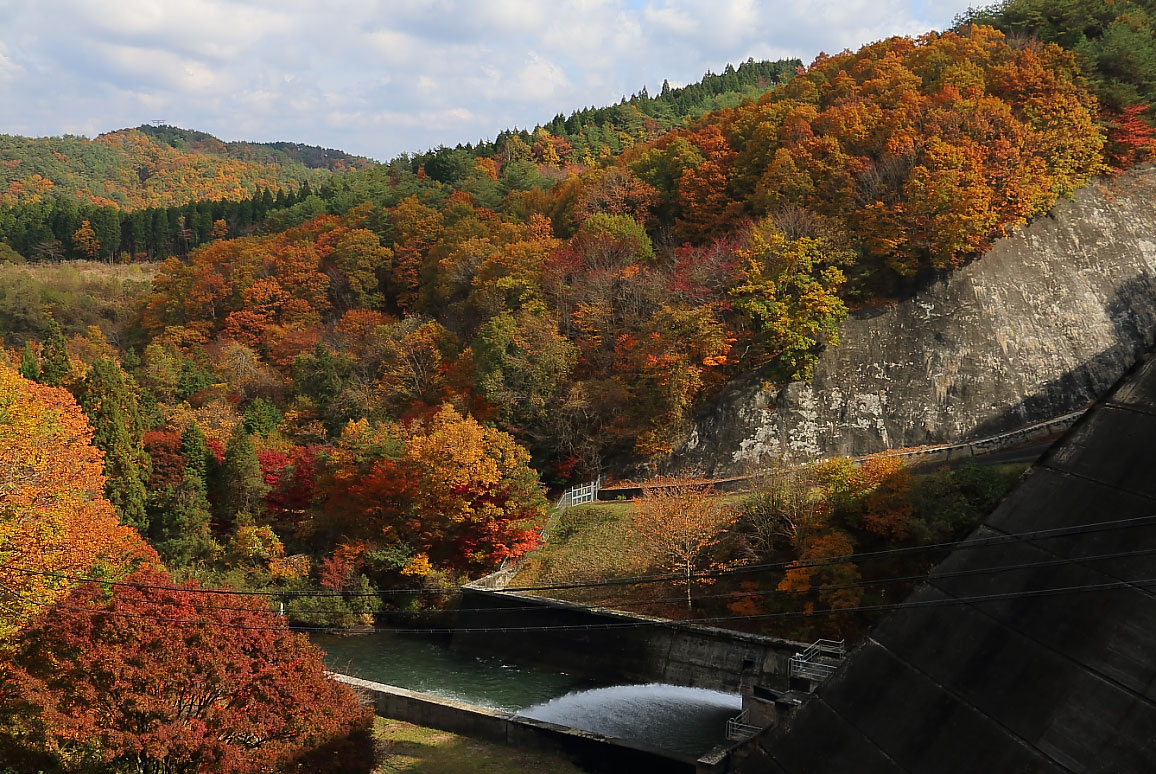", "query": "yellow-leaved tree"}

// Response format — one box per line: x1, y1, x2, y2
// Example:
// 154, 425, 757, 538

0, 362, 155, 639
401, 404, 548, 569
